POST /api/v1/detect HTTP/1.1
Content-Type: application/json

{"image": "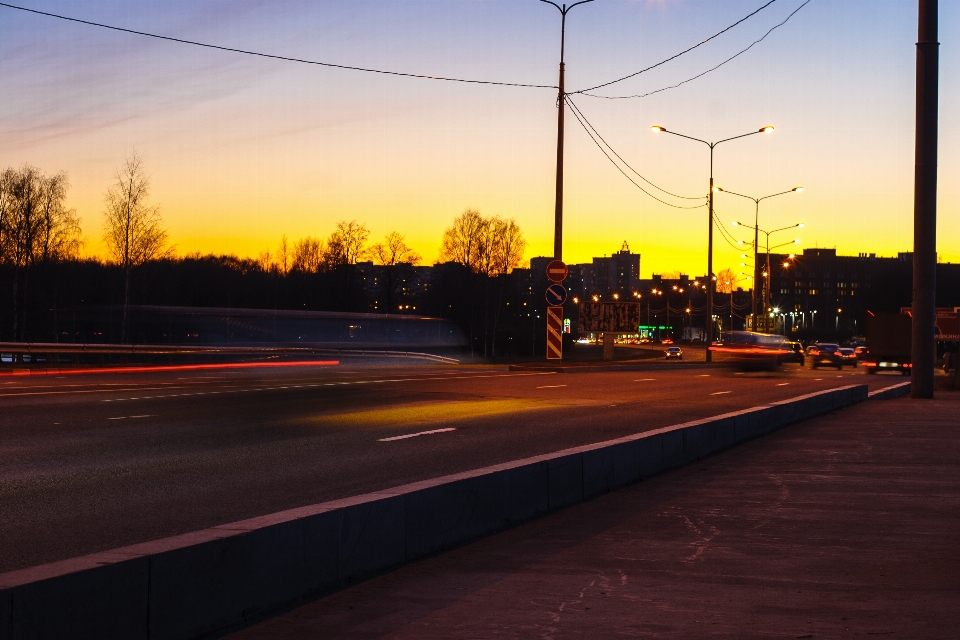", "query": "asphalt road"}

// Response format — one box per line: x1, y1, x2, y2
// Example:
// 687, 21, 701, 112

0, 360, 906, 572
